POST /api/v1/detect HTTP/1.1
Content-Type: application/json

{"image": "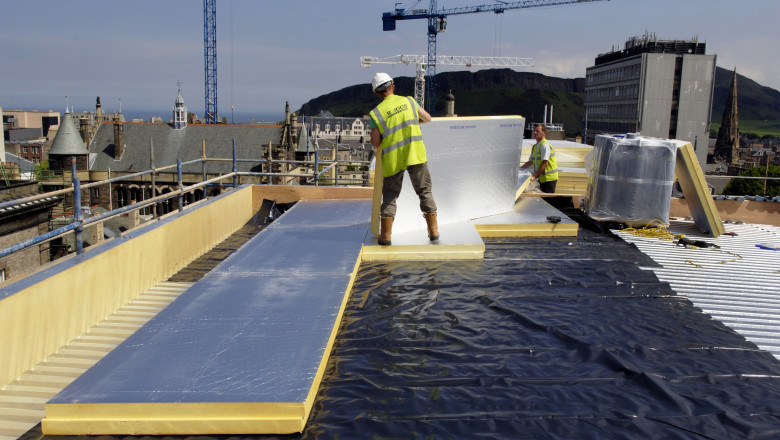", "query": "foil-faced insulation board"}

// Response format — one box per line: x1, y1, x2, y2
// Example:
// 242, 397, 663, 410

388, 116, 524, 234
43, 199, 371, 435
362, 220, 485, 261
516, 169, 532, 199
472, 198, 578, 237
362, 198, 578, 261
